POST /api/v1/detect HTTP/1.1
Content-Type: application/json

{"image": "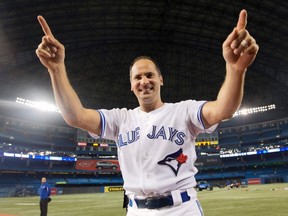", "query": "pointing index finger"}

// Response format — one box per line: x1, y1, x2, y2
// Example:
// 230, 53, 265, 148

37, 15, 55, 38
236, 9, 247, 30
